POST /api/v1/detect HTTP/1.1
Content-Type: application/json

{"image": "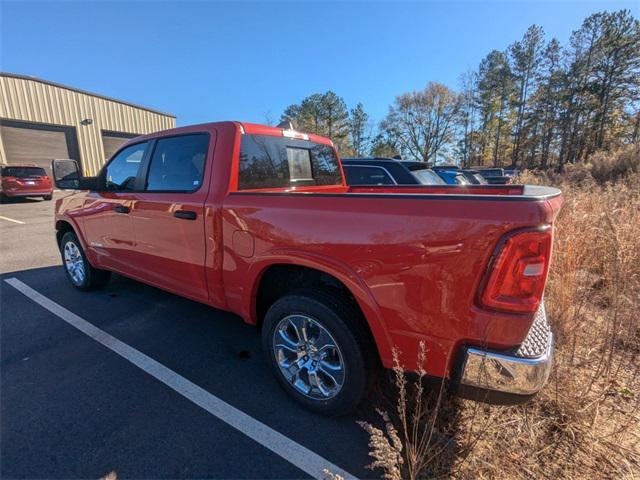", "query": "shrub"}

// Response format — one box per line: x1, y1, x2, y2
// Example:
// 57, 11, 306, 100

361, 168, 640, 478
589, 145, 640, 184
